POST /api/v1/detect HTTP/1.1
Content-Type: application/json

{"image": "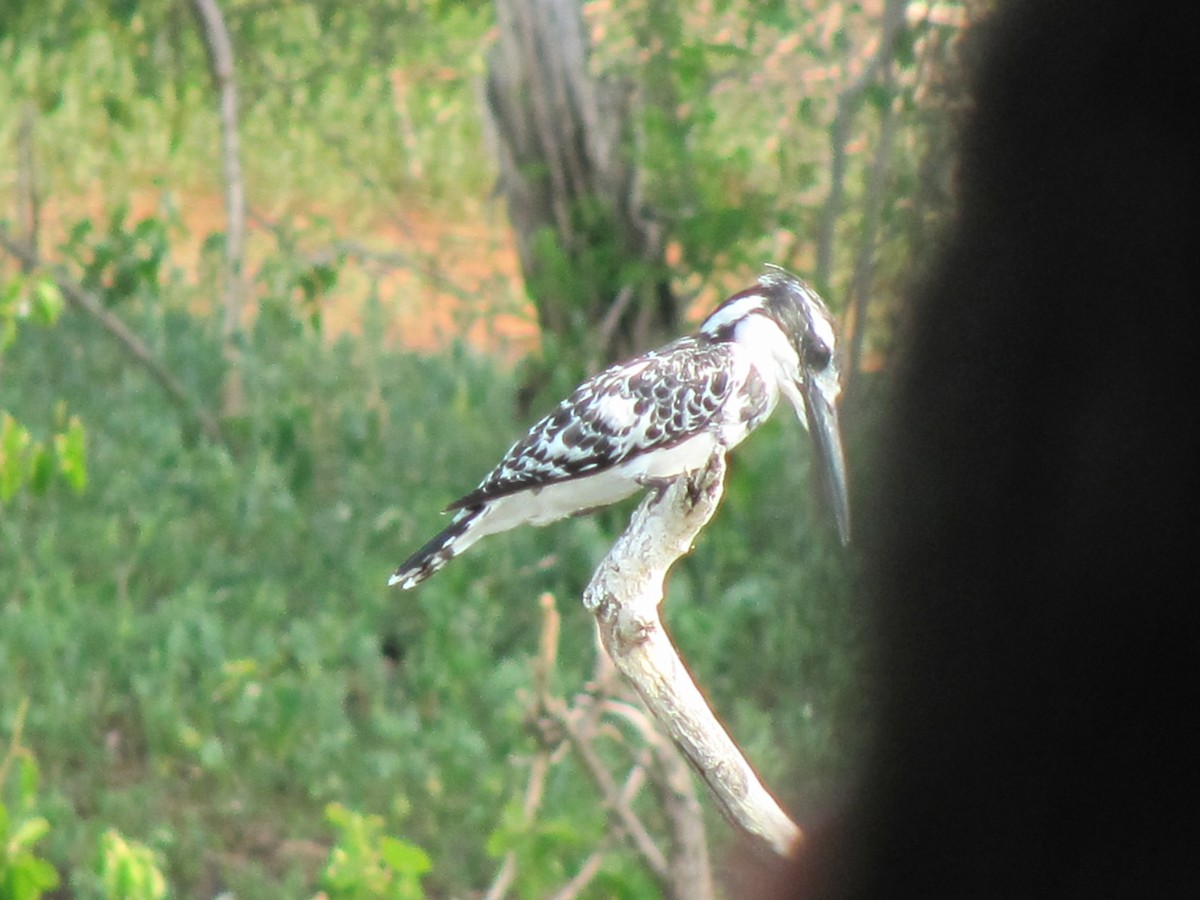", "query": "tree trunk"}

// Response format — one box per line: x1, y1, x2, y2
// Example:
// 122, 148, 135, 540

484, 0, 674, 384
